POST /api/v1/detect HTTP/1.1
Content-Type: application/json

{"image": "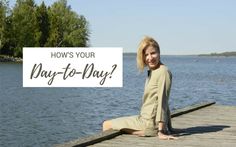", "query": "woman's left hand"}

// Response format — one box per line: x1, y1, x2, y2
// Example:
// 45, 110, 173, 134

158, 131, 178, 140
